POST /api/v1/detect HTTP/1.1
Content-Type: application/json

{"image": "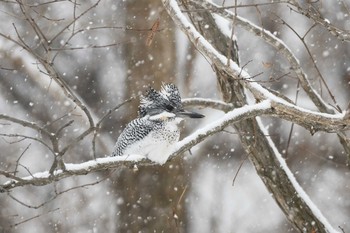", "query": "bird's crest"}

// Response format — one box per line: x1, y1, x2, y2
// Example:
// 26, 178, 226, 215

160, 83, 181, 106
138, 83, 183, 117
